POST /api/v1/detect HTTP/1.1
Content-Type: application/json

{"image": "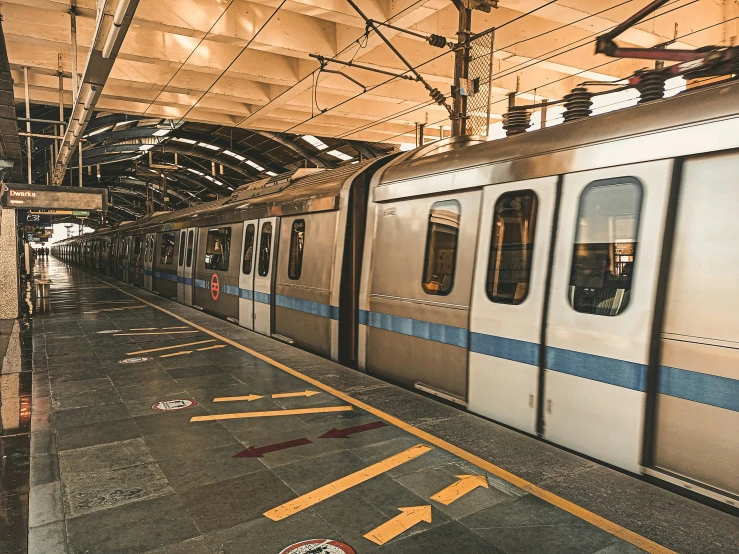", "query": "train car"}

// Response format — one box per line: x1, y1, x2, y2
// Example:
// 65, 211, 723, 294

53, 79, 739, 506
